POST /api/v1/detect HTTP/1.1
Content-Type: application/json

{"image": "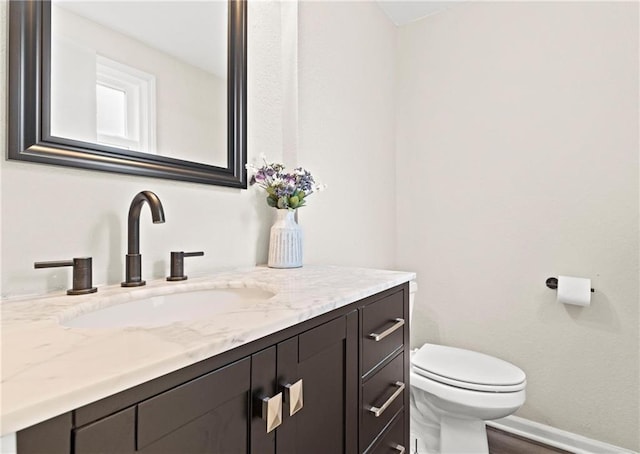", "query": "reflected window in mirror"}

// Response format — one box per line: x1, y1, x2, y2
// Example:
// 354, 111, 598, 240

94, 56, 156, 151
